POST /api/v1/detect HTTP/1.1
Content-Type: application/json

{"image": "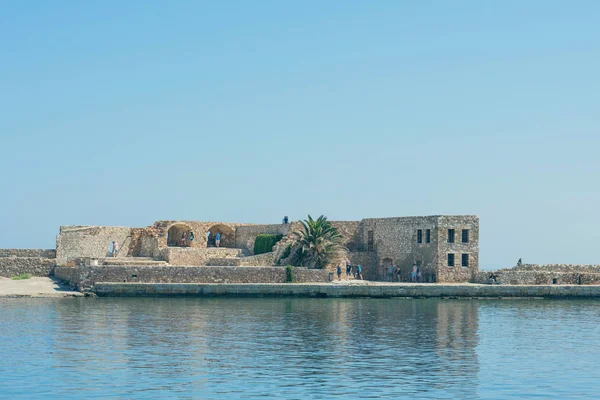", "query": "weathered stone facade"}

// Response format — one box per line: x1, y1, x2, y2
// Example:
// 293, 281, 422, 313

54, 265, 329, 291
